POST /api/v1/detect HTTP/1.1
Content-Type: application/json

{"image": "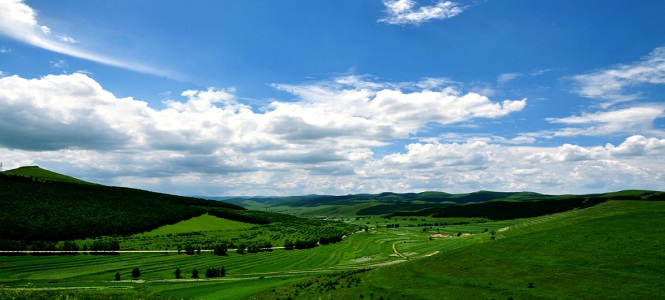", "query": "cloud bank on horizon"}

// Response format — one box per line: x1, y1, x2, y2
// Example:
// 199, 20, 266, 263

0, 0, 664, 196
